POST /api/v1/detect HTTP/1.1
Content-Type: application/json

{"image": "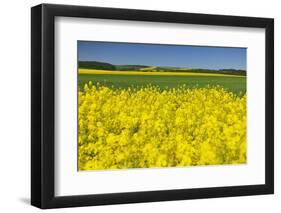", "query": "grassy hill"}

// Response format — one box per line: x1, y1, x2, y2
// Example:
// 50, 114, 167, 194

115, 65, 150, 71
78, 61, 246, 76
79, 61, 116, 70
